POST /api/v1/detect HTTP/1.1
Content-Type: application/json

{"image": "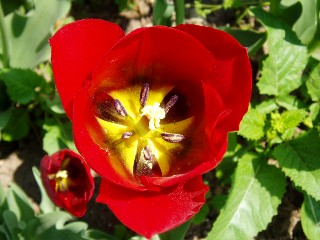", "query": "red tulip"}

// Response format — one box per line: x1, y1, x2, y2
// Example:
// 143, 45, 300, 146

40, 149, 94, 217
50, 19, 251, 238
